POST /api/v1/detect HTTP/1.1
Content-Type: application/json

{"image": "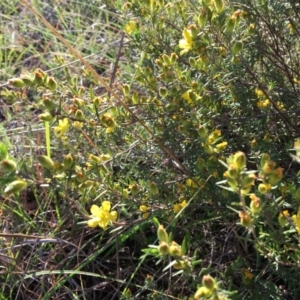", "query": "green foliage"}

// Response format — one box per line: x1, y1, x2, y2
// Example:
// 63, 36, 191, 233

1, 0, 300, 299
